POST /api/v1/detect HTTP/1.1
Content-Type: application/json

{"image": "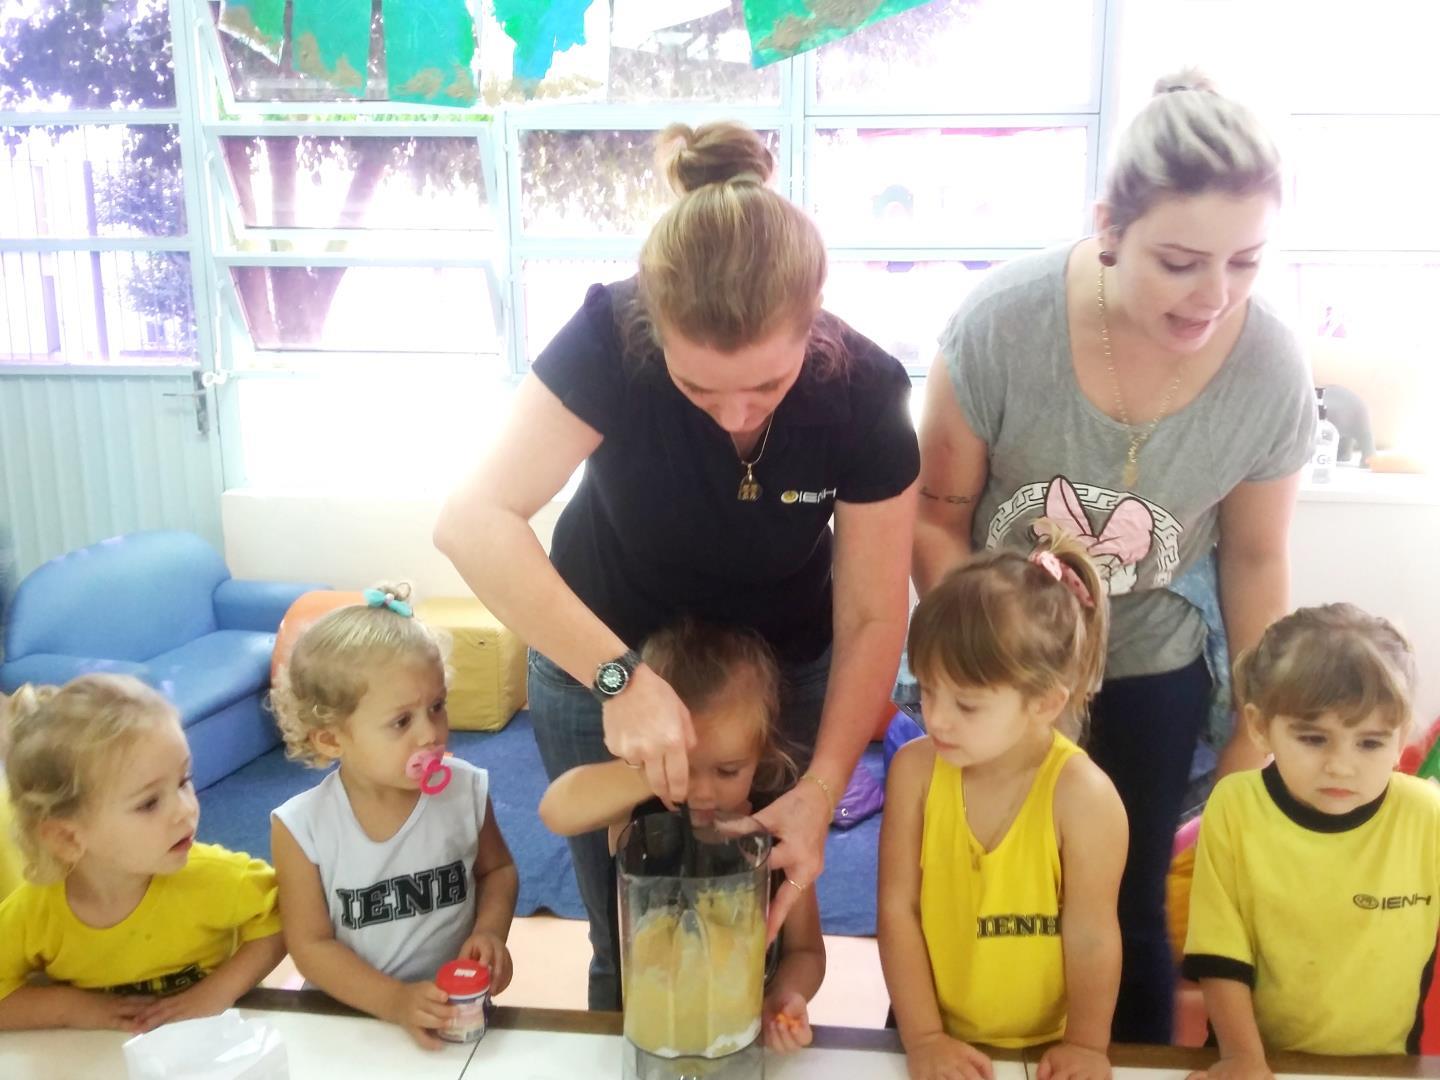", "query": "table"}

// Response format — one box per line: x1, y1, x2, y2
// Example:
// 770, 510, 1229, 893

2, 988, 1437, 1079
